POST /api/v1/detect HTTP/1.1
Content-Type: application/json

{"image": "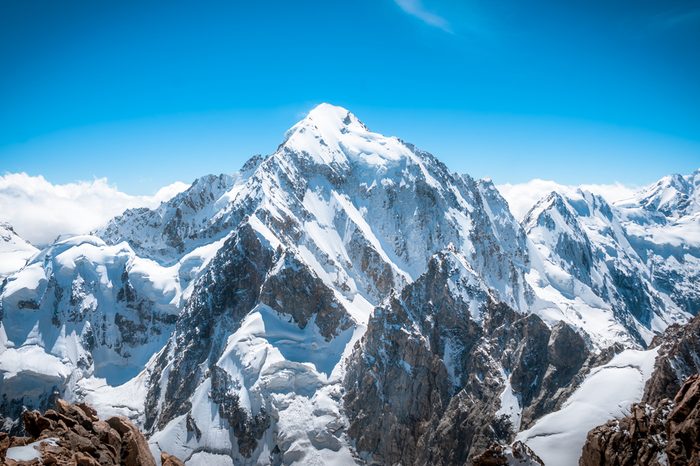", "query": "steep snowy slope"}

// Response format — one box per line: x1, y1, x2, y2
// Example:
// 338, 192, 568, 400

516, 347, 658, 466
0, 222, 37, 279
502, 170, 700, 333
